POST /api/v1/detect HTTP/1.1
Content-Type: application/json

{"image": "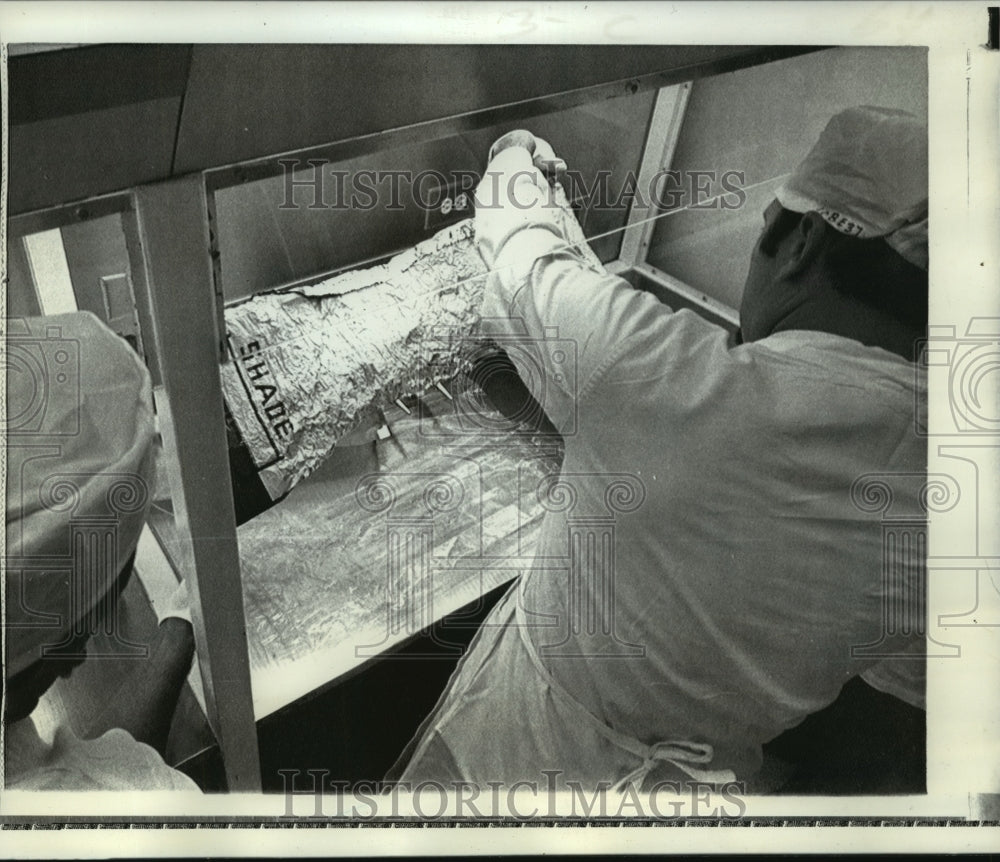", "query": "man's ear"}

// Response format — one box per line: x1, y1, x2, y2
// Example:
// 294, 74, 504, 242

778, 211, 829, 279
